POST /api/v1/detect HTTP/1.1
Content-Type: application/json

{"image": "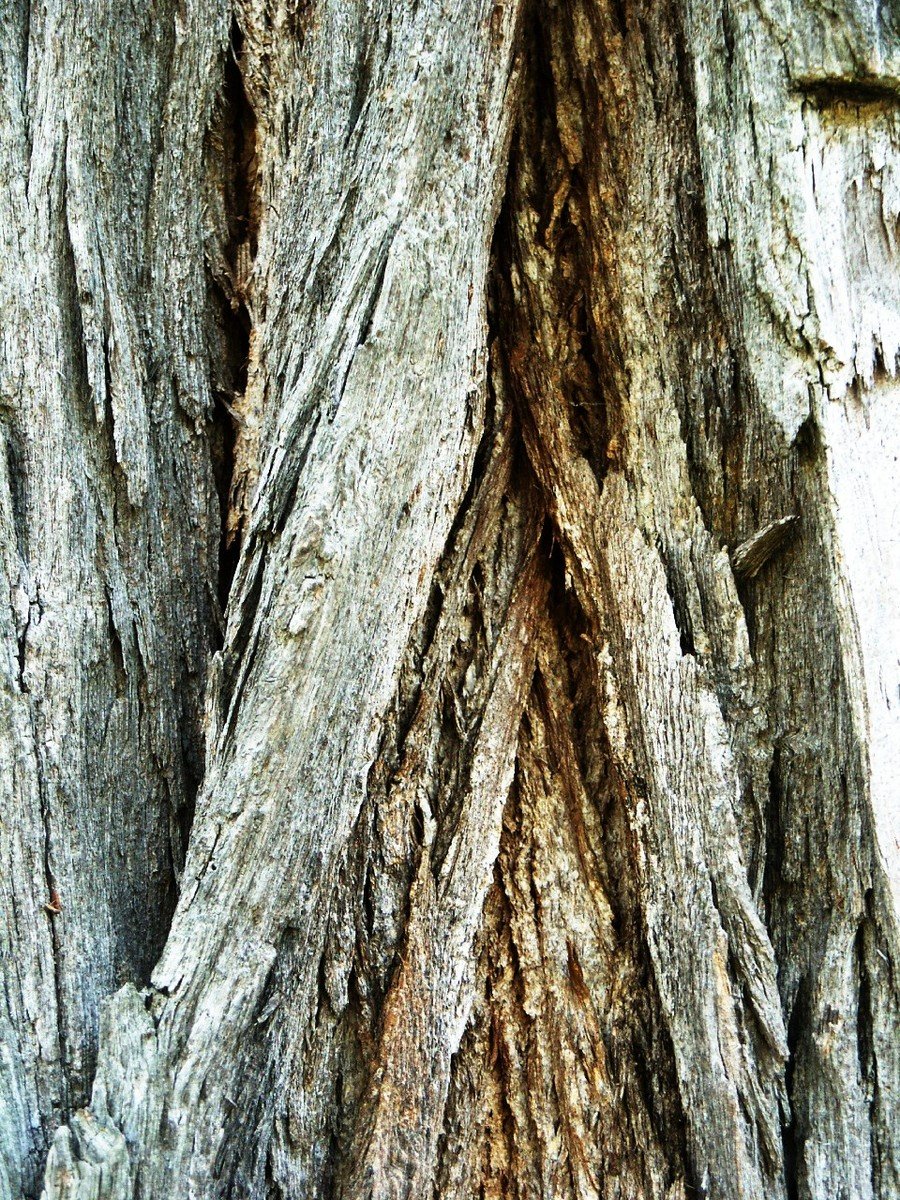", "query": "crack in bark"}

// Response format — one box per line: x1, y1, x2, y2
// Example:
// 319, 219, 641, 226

210, 17, 261, 616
